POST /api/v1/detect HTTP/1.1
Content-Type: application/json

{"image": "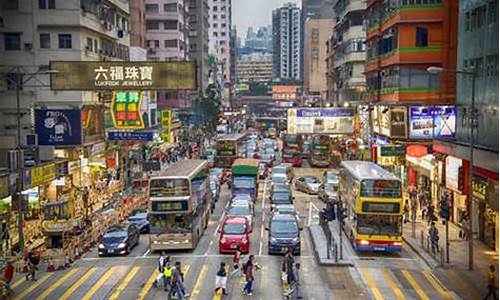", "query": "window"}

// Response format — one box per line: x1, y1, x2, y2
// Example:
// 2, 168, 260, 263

39, 0, 55, 9
415, 27, 428, 47
488, 1, 498, 24
146, 21, 159, 30
221, 14, 226, 19
213, 32, 218, 37
4, 33, 21, 50
154, 40, 160, 48
164, 3, 177, 12
476, 5, 486, 28
164, 39, 178, 48
221, 32, 226, 36
221, 23, 226, 28
213, 23, 218, 28
58, 34, 72, 48
213, 14, 218, 19
145, 4, 159, 13
3, 0, 18, 10
164, 20, 178, 30
40, 33, 51, 49
465, 12, 471, 31
485, 55, 498, 76
220, 40, 226, 45
213, 6, 218, 11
